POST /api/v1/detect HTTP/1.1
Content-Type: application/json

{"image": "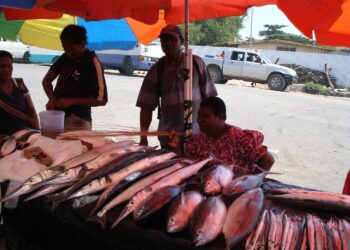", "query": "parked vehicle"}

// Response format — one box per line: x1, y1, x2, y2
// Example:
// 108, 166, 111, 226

0, 38, 31, 63
96, 41, 164, 76
28, 46, 63, 64
202, 48, 298, 91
